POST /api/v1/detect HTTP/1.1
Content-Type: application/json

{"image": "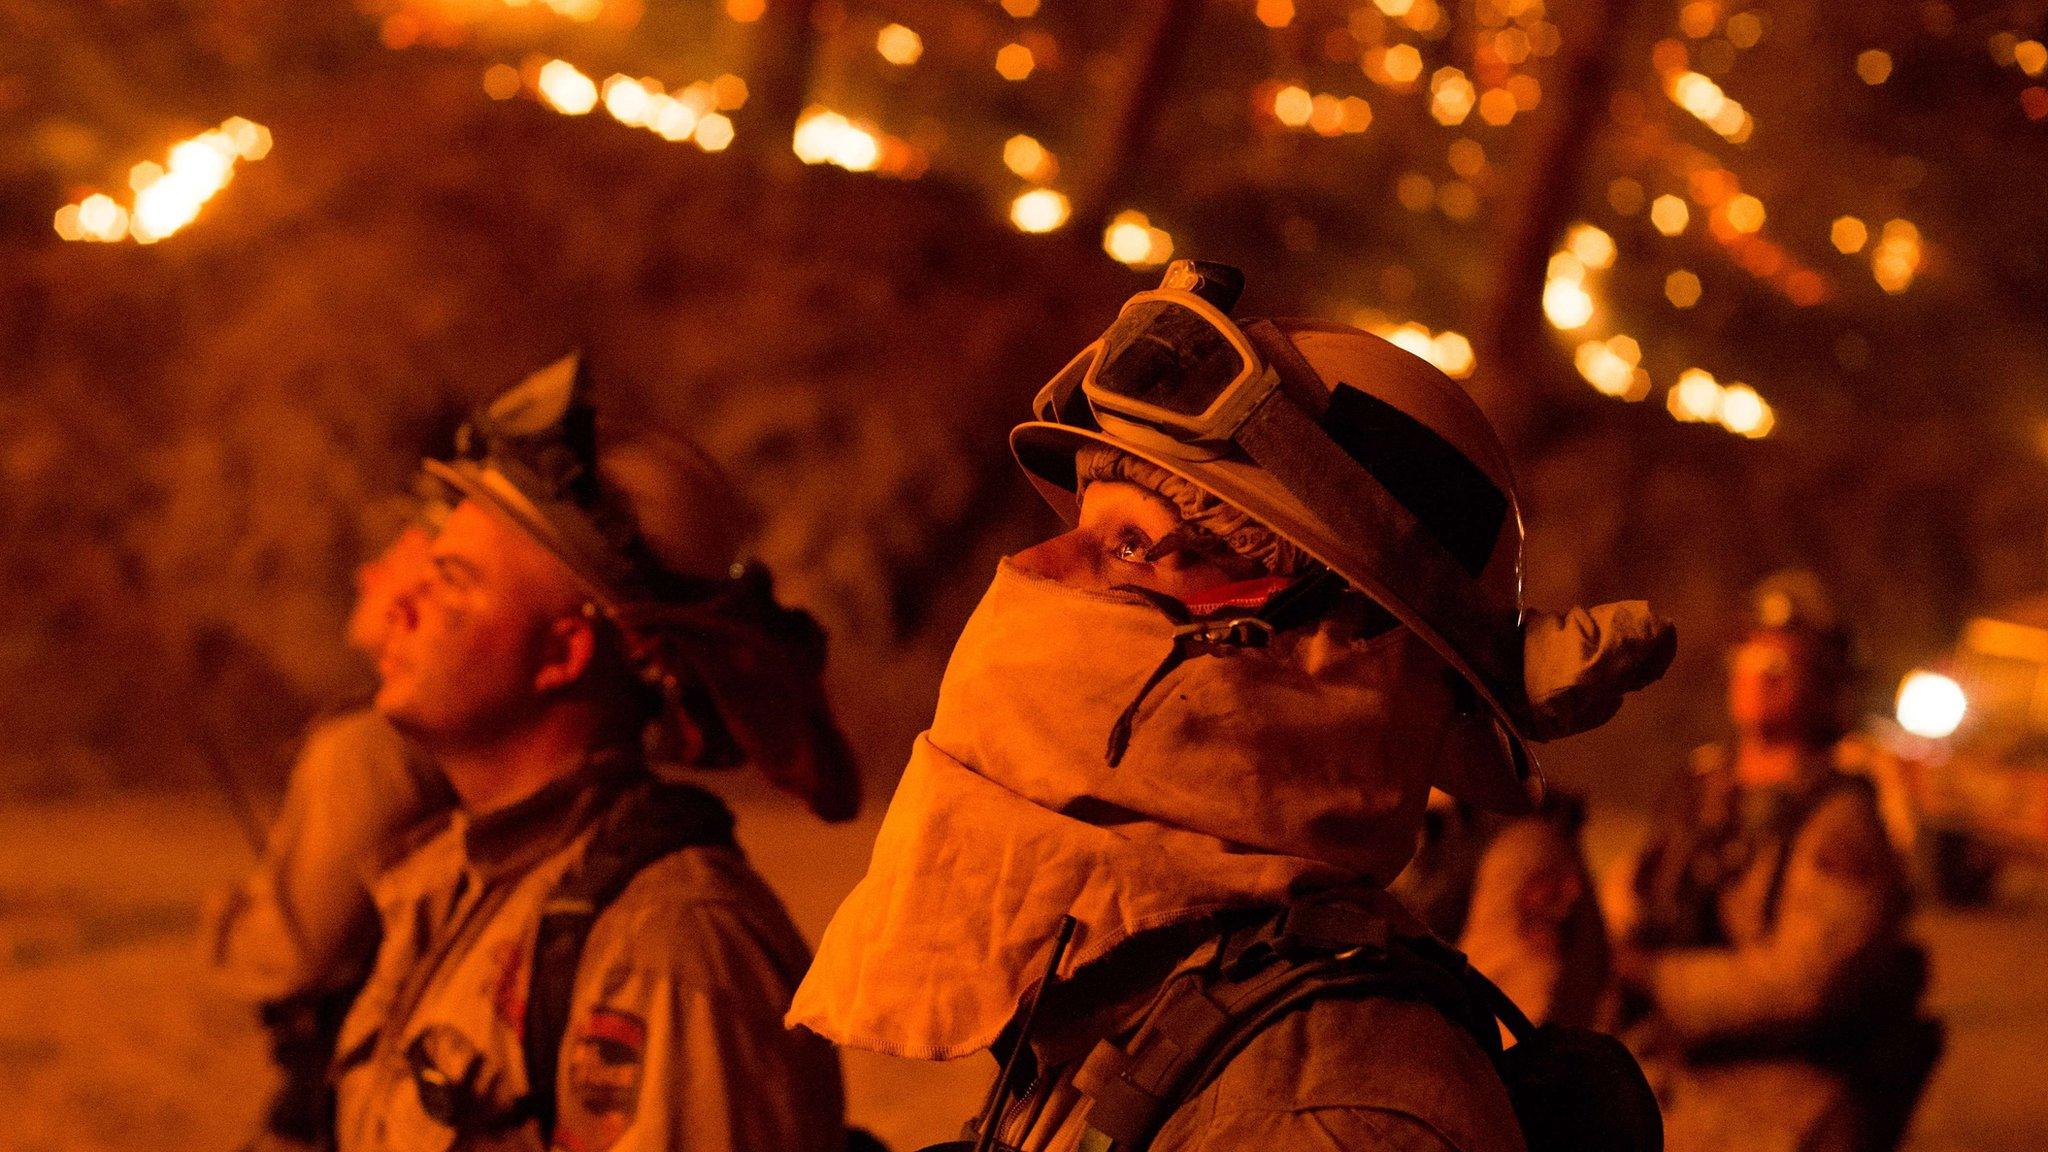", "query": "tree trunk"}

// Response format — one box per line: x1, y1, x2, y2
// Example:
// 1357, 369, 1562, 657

744, 0, 819, 170
1071, 0, 1206, 237
1472, 0, 1643, 451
